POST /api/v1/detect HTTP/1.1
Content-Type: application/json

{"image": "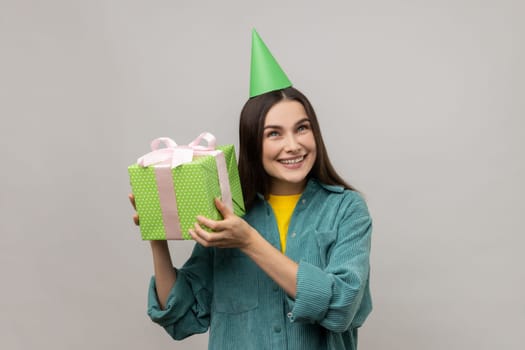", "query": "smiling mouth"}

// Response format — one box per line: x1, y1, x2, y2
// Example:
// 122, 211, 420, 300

279, 156, 305, 164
